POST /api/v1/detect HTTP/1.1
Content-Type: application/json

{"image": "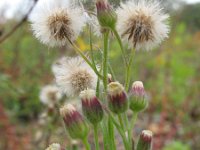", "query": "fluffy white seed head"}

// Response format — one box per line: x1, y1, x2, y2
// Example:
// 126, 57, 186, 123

39, 85, 62, 106
46, 143, 61, 150
29, 0, 86, 47
116, 0, 170, 50
52, 56, 98, 97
